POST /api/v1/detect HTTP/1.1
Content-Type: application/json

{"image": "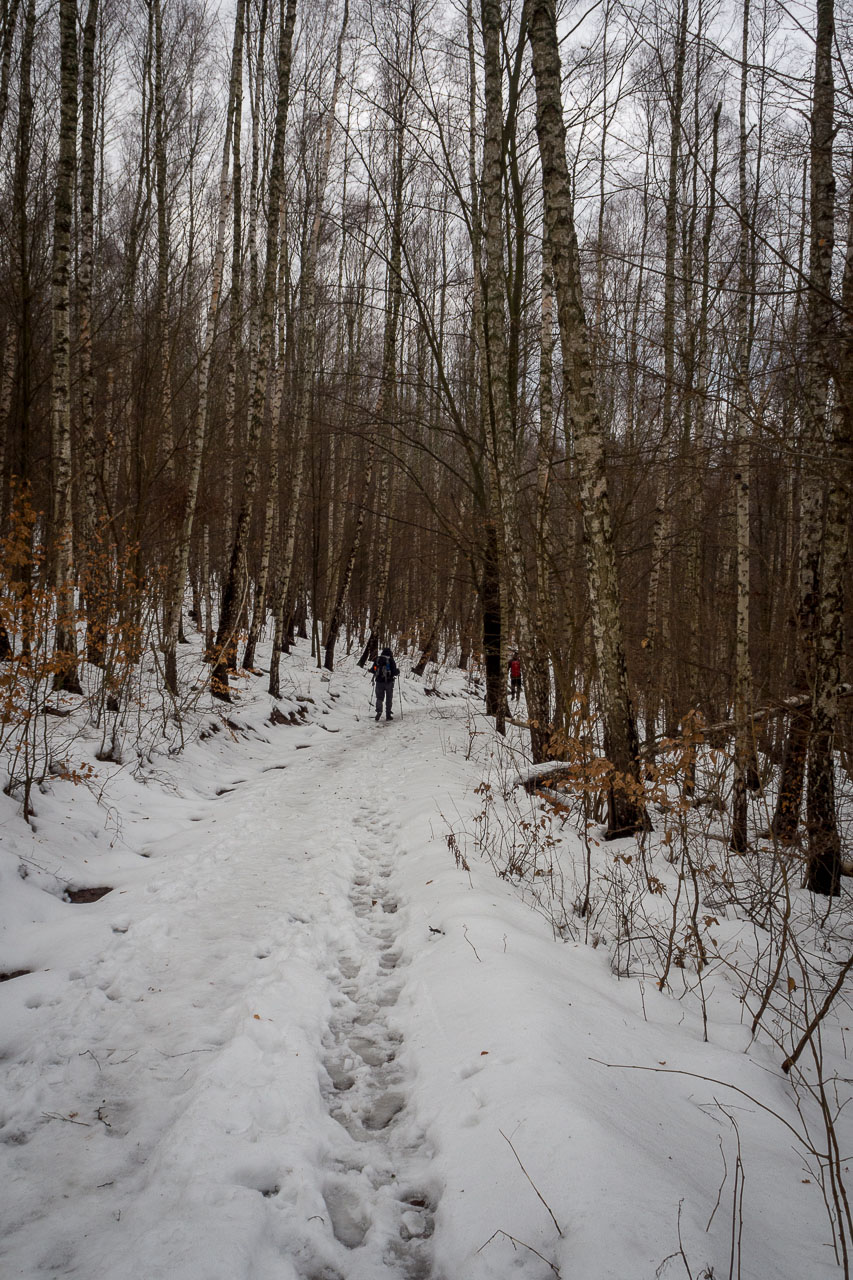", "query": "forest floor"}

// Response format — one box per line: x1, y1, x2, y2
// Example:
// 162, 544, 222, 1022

0, 636, 849, 1279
